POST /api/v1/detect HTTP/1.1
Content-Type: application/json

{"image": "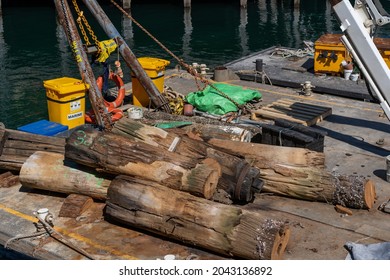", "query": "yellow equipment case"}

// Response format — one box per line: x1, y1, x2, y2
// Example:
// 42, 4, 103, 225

43, 77, 88, 129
